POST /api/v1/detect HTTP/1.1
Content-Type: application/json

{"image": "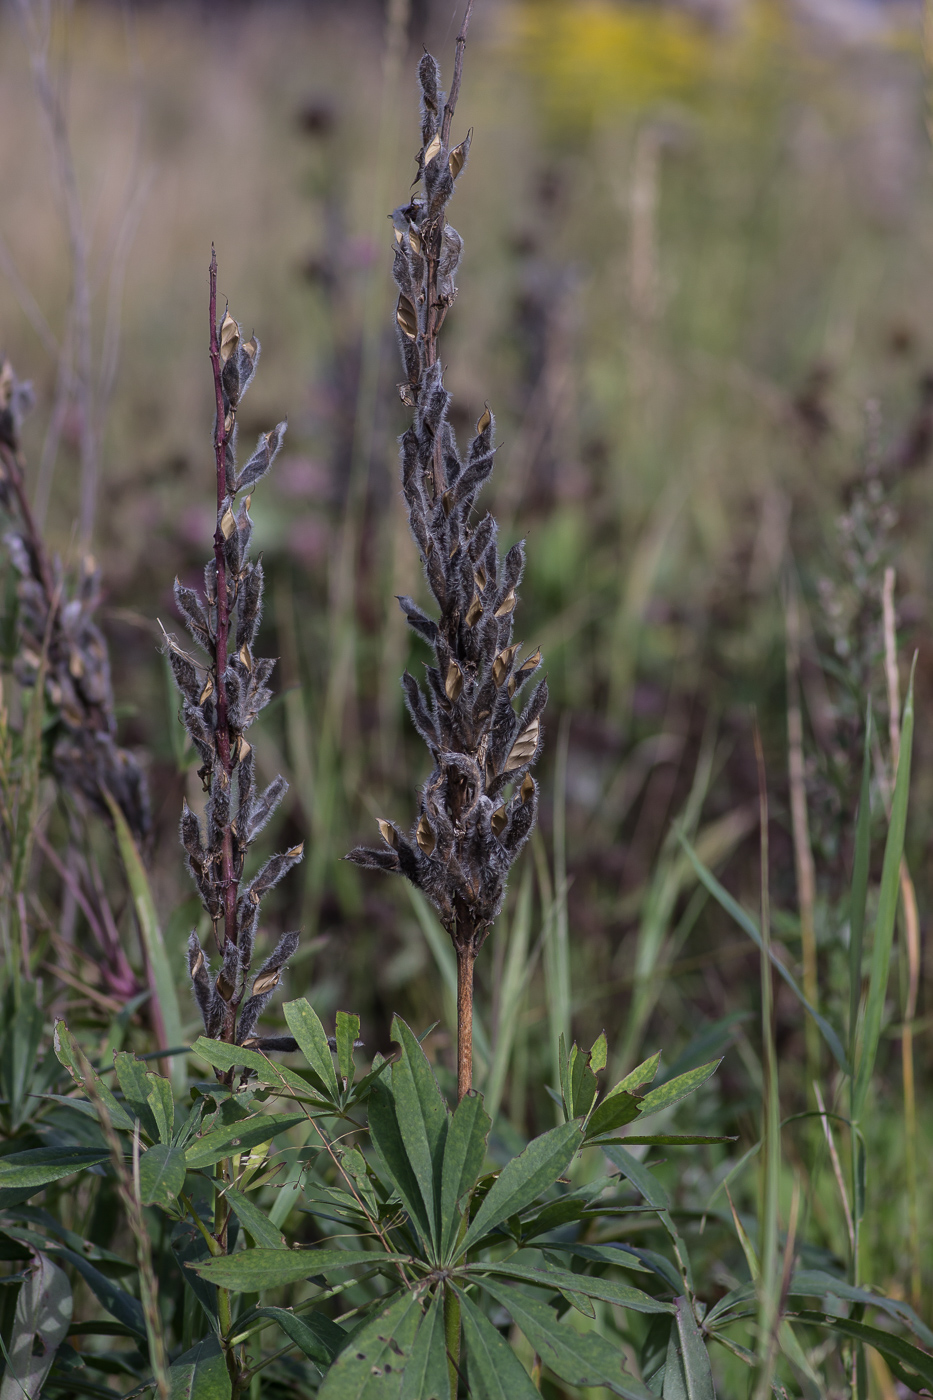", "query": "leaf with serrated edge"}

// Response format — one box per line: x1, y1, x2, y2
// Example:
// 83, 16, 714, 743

457, 1288, 540, 1400
474, 1276, 655, 1399
189, 1247, 406, 1291
317, 1291, 422, 1399
461, 1119, 582, 1253
441, 1092, 490, 1260
284, 999, 340, 1099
